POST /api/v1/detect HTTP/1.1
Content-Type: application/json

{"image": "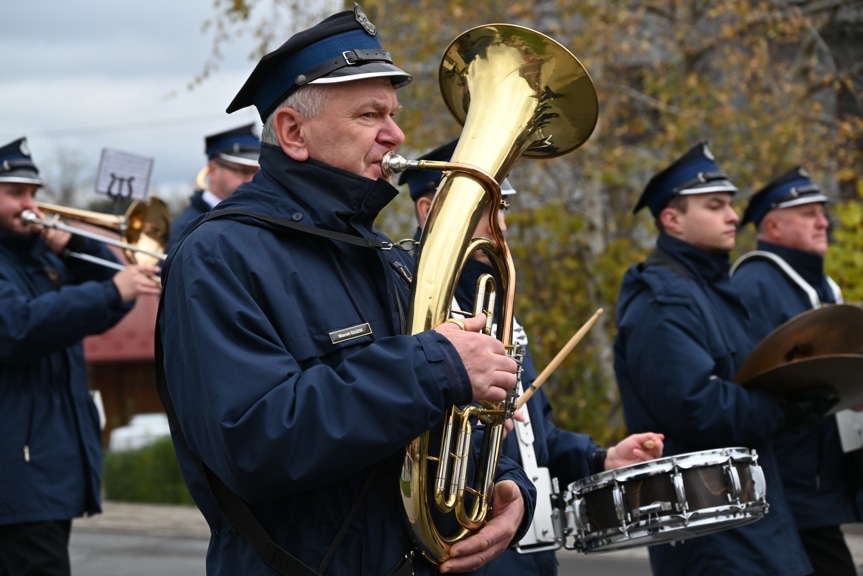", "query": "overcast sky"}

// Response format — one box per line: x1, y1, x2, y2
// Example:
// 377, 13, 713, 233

0, 0, 336, 206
